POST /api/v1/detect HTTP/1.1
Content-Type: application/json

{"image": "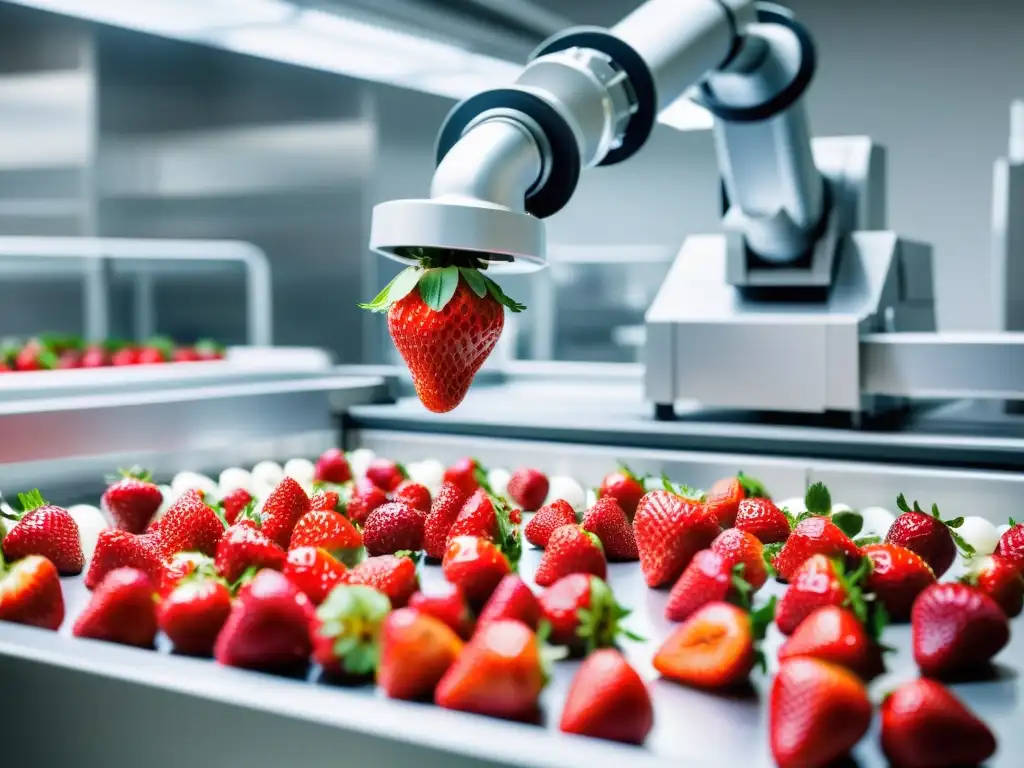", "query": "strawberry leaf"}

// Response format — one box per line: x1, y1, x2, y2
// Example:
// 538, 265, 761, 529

737, 471, 769, 500
945, 516, 965, 529
483, 275, 526, 313
750, 596, 777, 641
896, 493, 912, 514
1010, 517, 1018, 527
16, 489, 46, 514
854, 535, 881, 547
419, 266, 460, 311
804, 482, 832, 516
869, 601, 890, 642
358, 267, 422, 313
729, 563, 753, 611
948, 528, 976, 557
458, 267, 488, 298
831, 510, 864, 538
